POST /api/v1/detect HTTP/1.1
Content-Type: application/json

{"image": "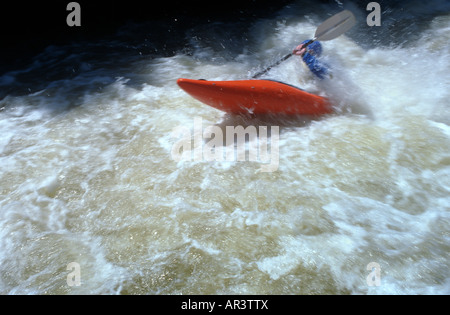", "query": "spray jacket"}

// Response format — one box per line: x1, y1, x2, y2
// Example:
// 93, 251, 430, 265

301, 40, 330, 80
